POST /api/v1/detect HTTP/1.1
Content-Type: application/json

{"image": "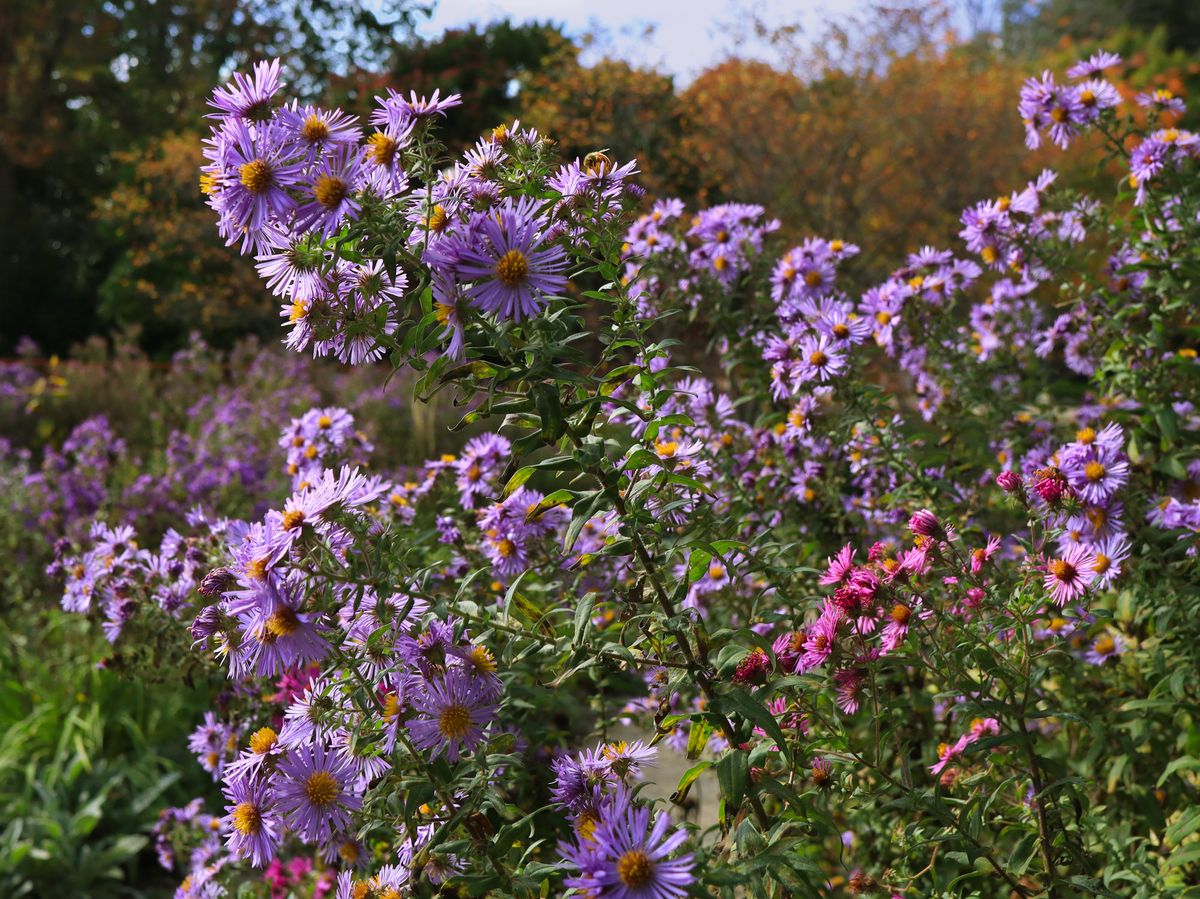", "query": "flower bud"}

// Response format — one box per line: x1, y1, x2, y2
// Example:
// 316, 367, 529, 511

1033, 475, 1067, 505
995, 470, 1021, 493
198, 566, 234, 597
189, 606, 222, 643
732, 649, 769, 686
908, 509, 940, 538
